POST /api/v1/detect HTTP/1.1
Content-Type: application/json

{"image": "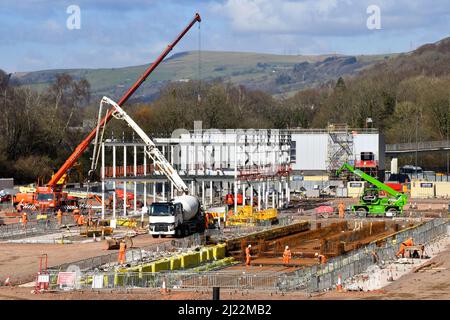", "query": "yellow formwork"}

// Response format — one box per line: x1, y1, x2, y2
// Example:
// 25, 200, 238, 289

191, 257, 236, 272
127, 265, 142, 279
170, 256, 181, 270
213, 243, 226, 260
114, 244, 229, 275
152, 259, 170, 272
113, 268, 127, 286
205, 247, 214, 260
181, 252, 200, 269
199, 249, 208, 263
141, 263, 153, 273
